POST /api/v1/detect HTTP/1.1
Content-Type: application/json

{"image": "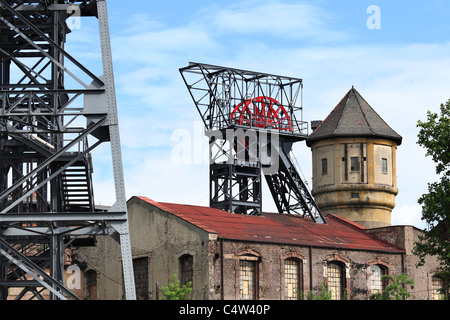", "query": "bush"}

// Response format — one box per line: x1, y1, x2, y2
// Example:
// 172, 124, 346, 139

300, 282, 332, 300
370, 273, 415, 300
160, 274, 193, 300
